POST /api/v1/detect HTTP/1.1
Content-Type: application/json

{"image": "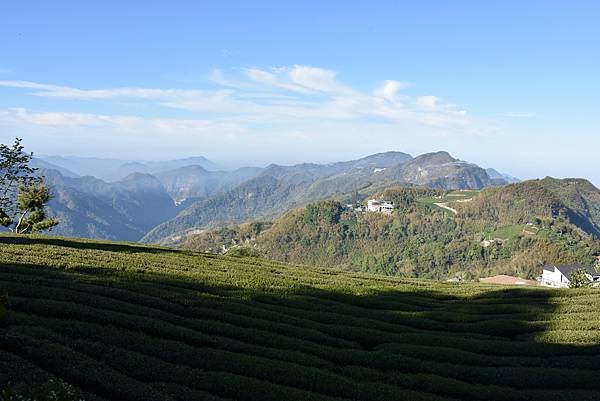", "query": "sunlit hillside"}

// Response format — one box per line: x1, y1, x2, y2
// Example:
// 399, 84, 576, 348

2, 235, 600, 400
